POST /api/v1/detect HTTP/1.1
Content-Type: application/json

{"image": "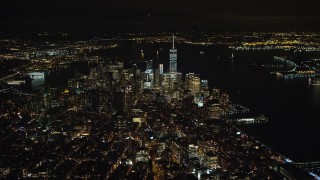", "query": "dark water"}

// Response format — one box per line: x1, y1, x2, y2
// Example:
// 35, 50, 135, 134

41, 41, 320, 162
